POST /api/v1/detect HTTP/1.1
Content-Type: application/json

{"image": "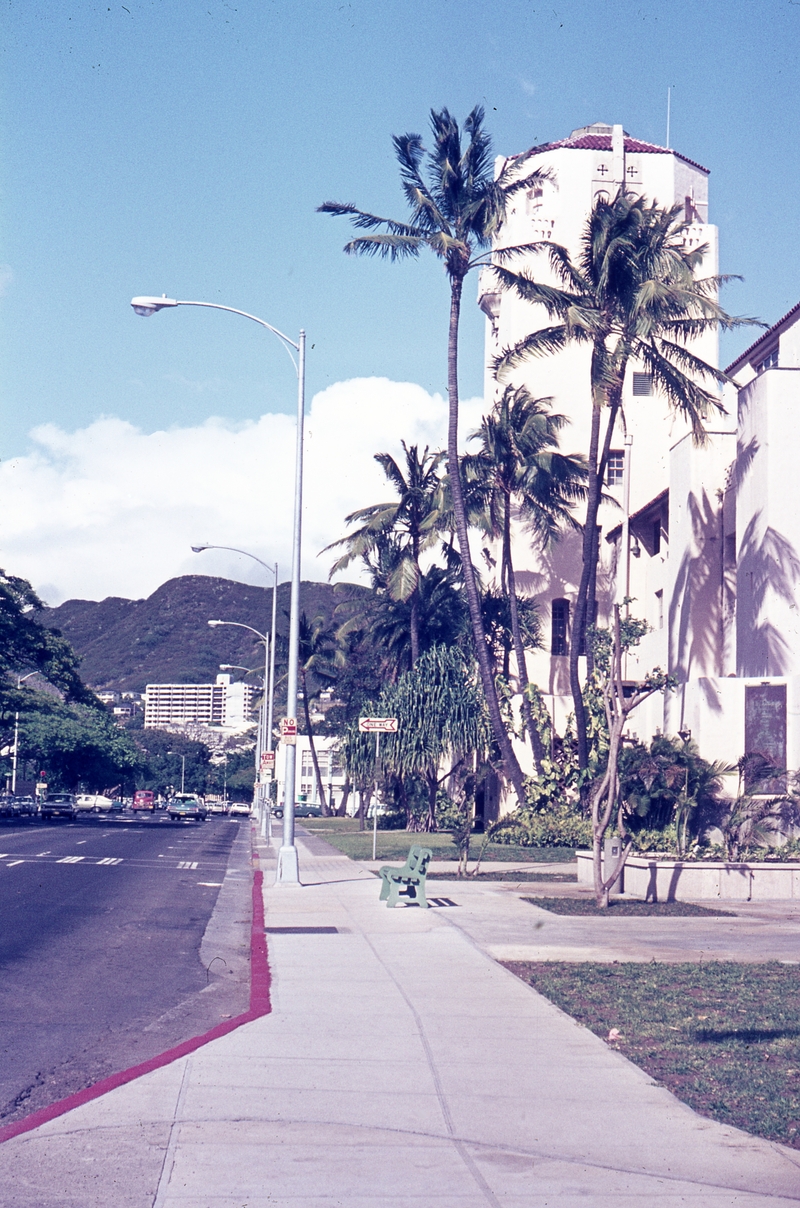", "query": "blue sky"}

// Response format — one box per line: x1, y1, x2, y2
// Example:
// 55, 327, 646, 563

1, 0, 799, 600
4, 0, 799, 452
